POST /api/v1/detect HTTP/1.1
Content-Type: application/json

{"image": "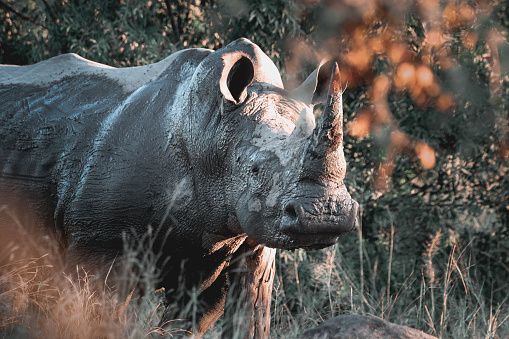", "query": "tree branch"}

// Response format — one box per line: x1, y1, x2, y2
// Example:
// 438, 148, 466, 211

176, 0, 183, 40
164, 0, 181, 43
0, 0, 45, 27
40, 0, 57, 23
184, 0, 191, 27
